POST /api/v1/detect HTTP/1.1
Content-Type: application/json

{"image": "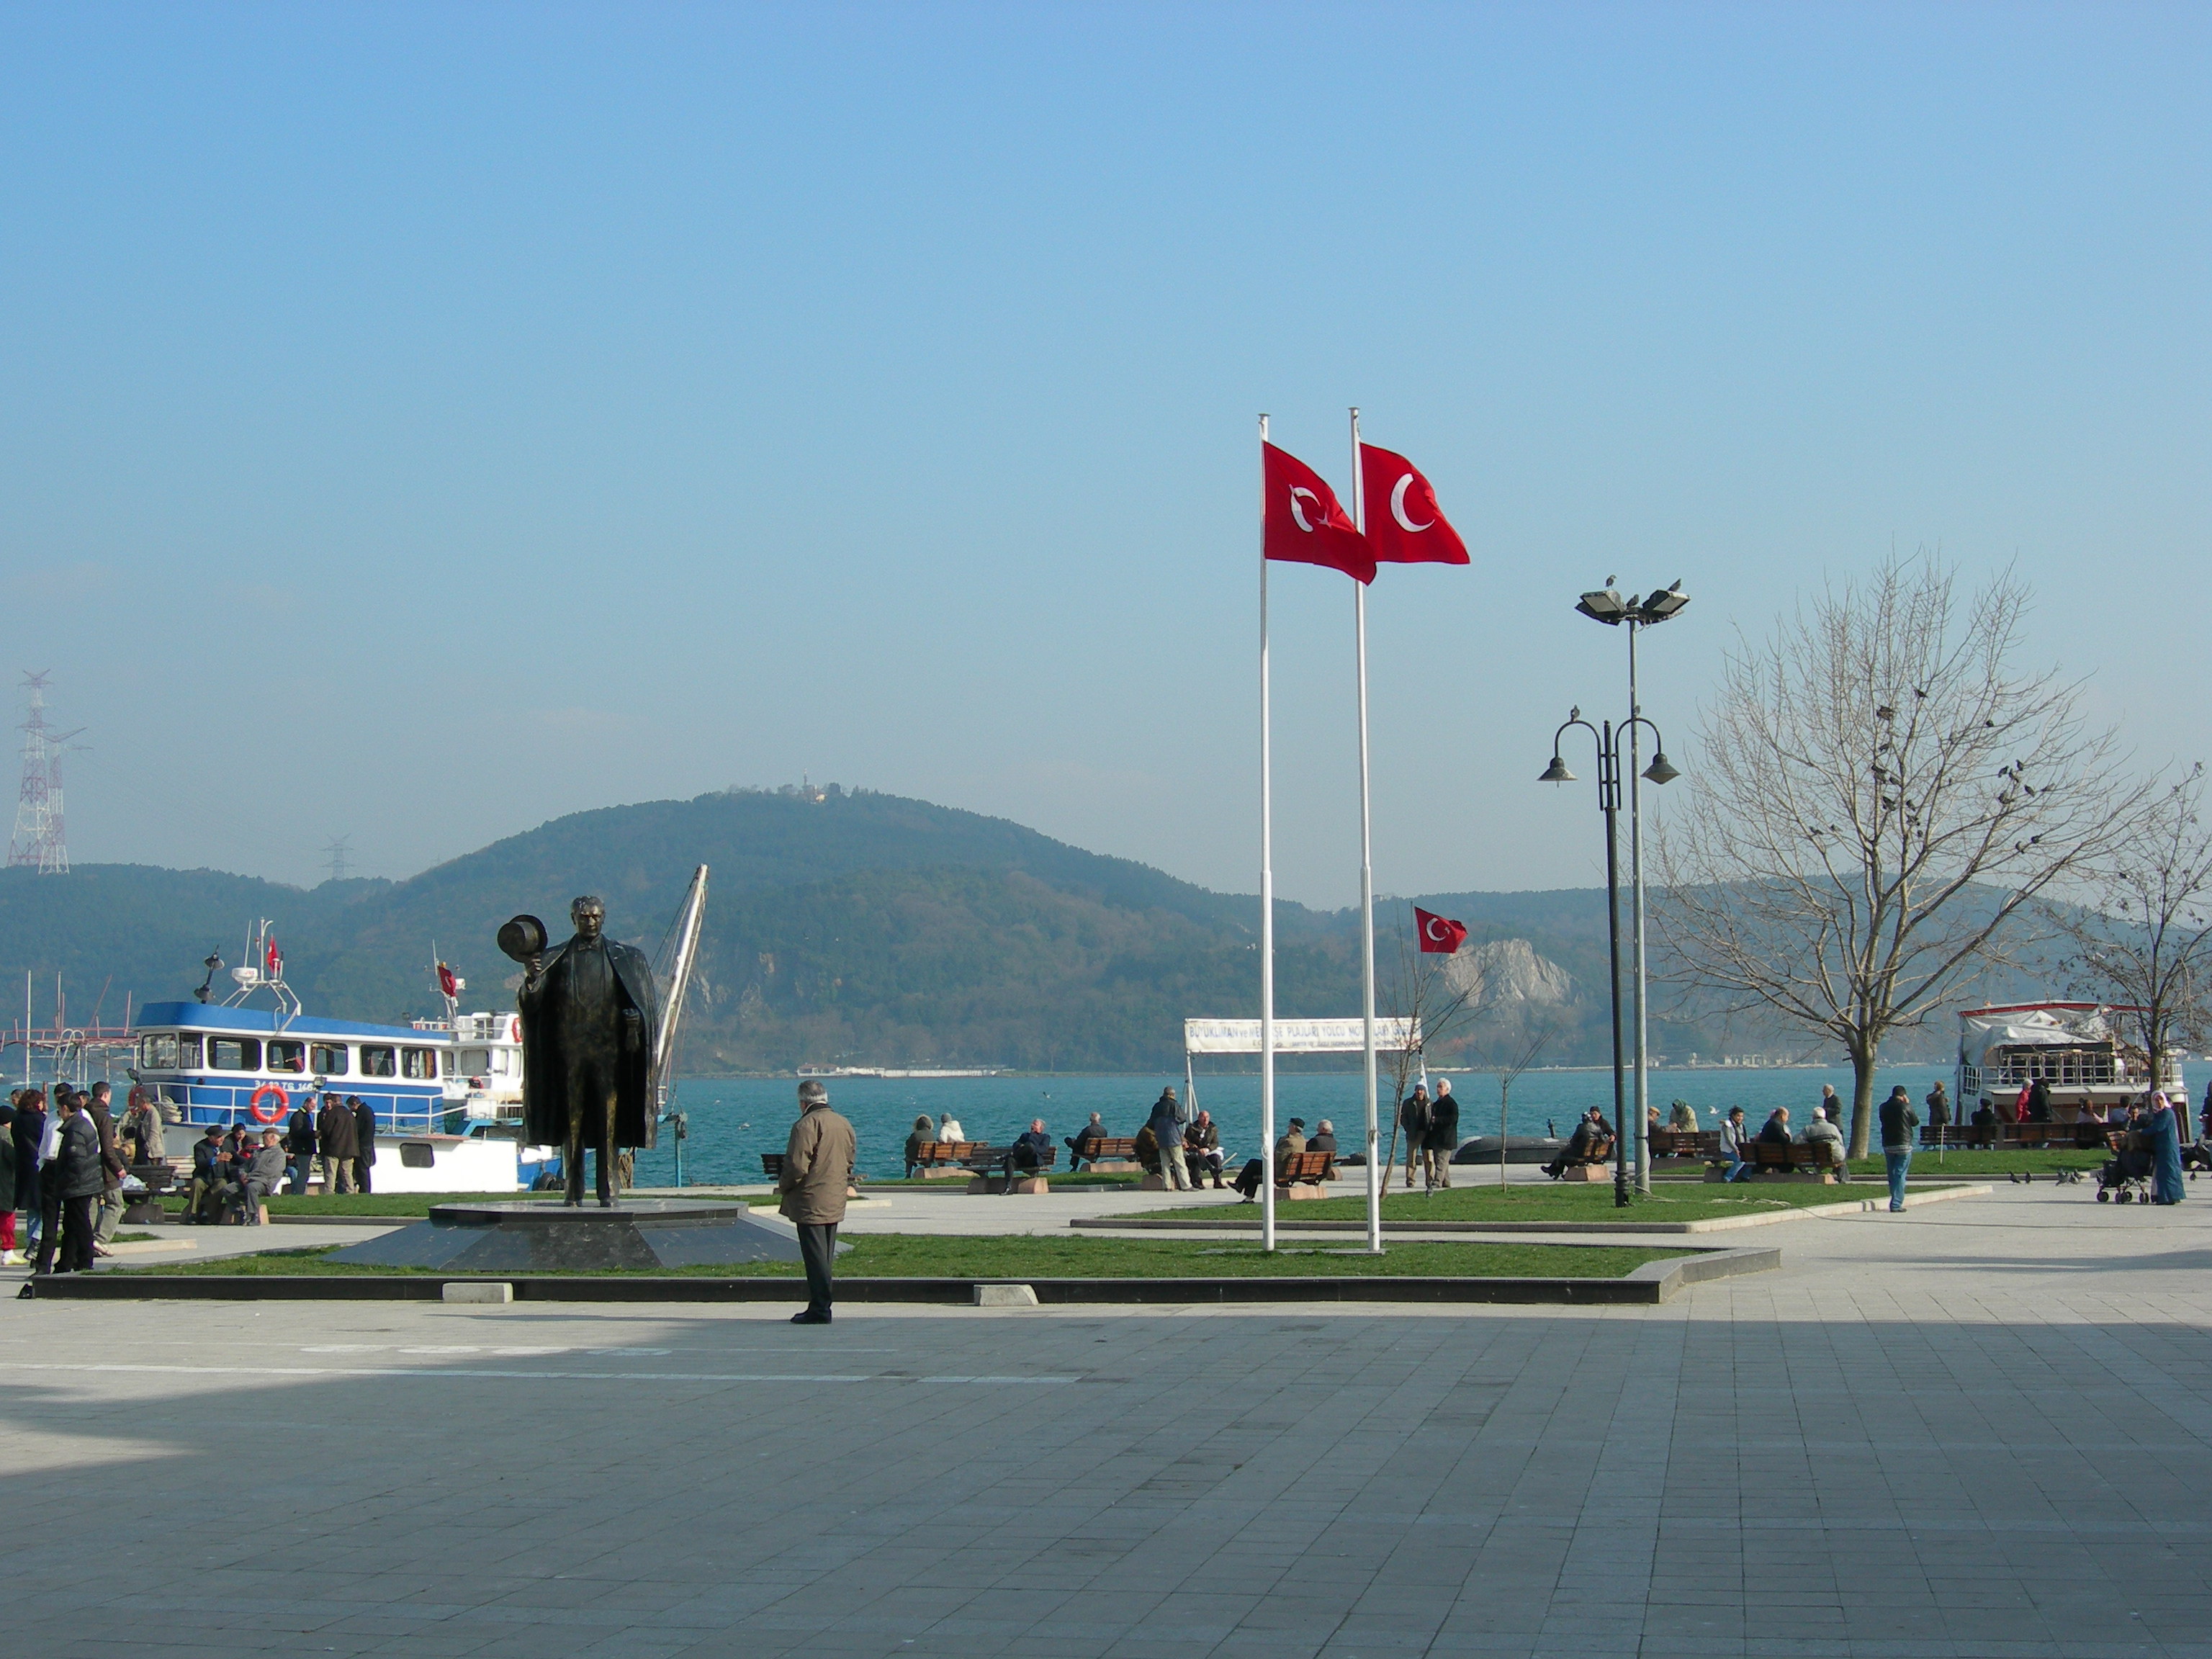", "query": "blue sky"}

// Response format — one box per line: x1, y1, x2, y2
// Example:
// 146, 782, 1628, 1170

1, 3, 2203, 907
